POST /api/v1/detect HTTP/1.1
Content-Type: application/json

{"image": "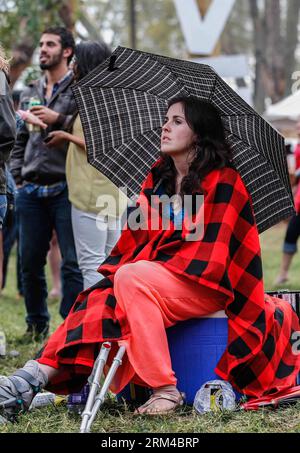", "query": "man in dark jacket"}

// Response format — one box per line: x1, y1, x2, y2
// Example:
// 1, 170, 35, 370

10, 27, 83, 340
0, 49, 16, 290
